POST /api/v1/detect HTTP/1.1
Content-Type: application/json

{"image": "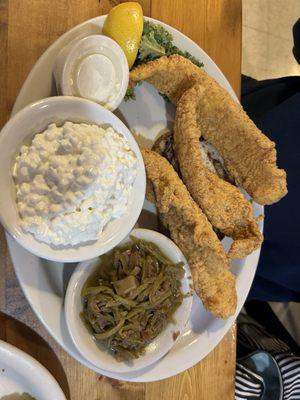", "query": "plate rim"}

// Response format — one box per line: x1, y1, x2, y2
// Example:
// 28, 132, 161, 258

0, 339, 66, 399
7, 14, 263, 382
